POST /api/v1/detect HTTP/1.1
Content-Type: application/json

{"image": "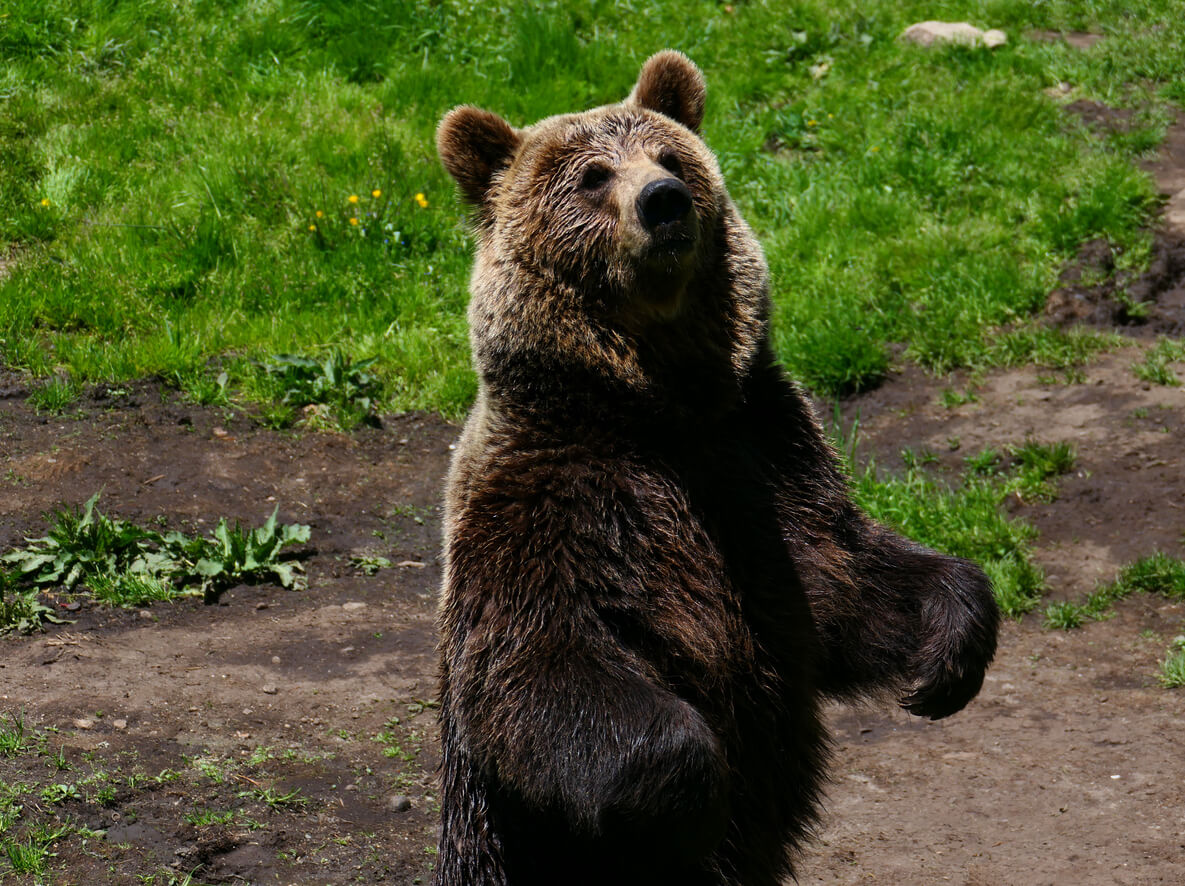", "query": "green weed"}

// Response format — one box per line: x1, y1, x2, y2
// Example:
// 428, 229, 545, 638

350, 555, 391, 576
239, 786, 308, 812
0, 566, 64, 634
255, 350, 381, 429
1009, 440, 1077, 503
184, 808, 235, 827
1, 824, 66, 877
940, 388, 978, 408
38, 783, 80, 805
1, 493, 311, 613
